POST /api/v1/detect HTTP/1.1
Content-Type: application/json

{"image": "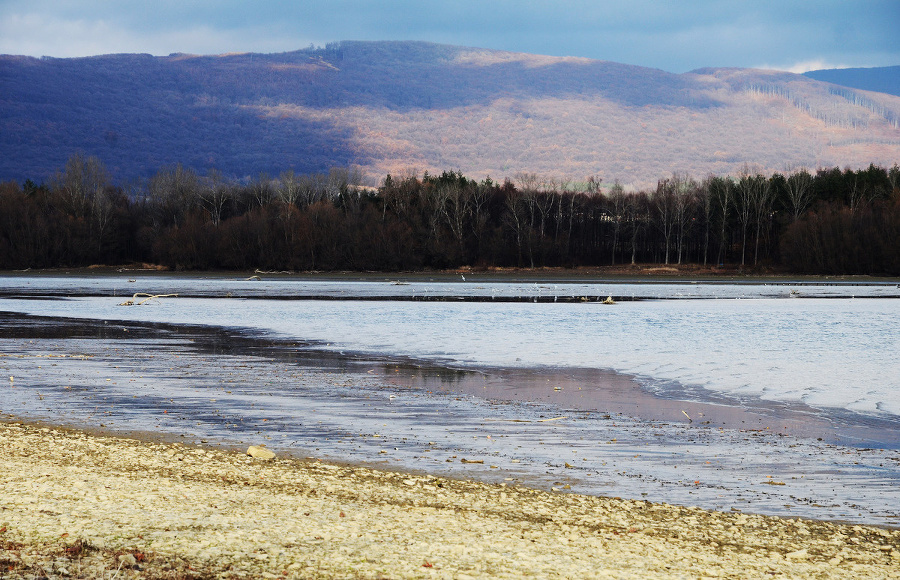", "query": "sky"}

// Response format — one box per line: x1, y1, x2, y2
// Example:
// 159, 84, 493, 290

1, 0, 898, 74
